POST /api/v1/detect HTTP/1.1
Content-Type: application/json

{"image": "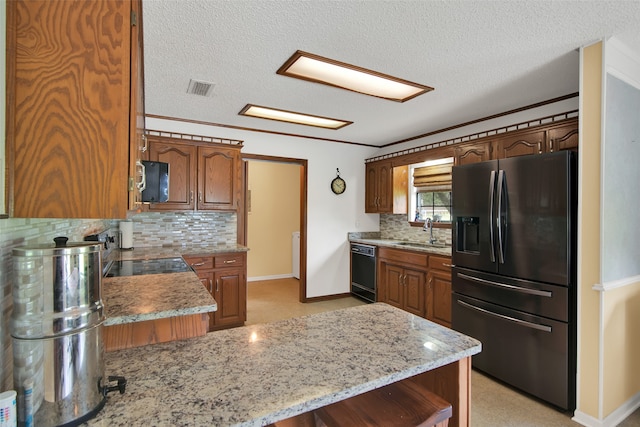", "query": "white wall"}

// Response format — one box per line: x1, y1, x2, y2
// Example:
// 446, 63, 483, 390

146, 117, 379, 298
